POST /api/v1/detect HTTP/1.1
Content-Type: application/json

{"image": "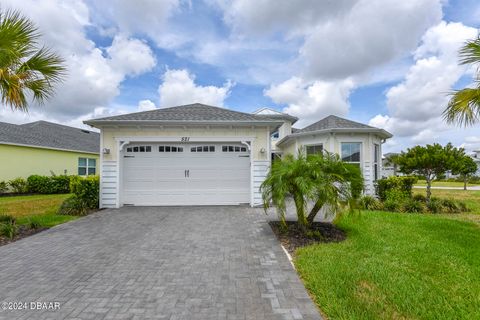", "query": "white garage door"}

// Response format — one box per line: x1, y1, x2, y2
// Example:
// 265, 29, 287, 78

121, 143, 251, 205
